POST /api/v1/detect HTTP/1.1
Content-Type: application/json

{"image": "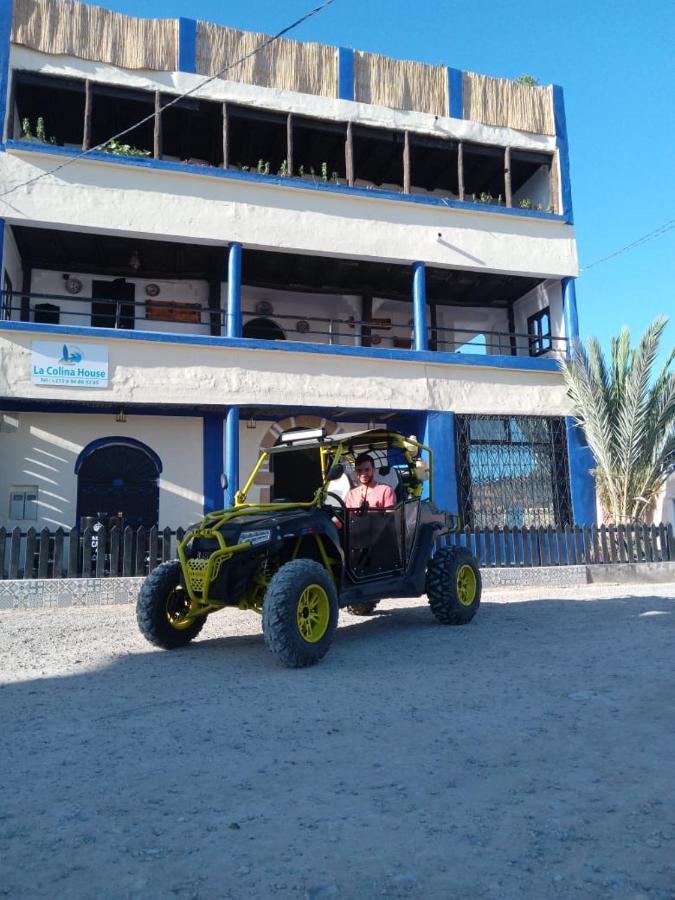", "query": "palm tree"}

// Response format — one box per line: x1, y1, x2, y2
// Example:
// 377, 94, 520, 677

560, 316, 675, 522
